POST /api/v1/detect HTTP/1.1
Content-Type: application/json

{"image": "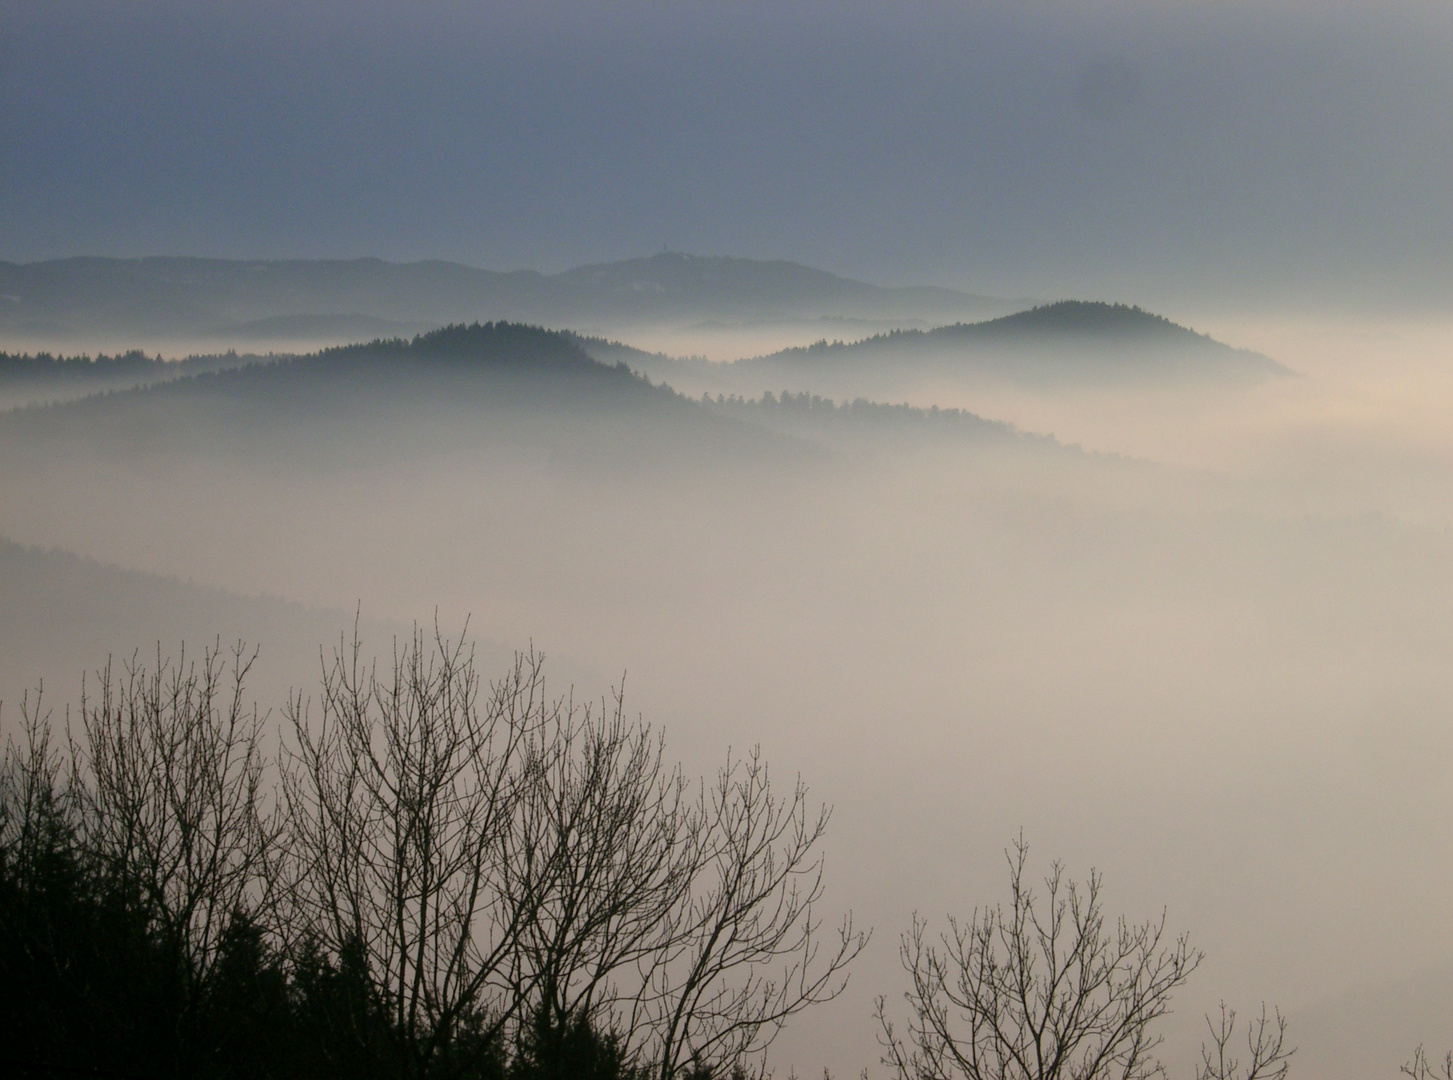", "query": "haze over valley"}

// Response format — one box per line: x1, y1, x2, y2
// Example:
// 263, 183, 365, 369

4, 4, 1453, 1080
